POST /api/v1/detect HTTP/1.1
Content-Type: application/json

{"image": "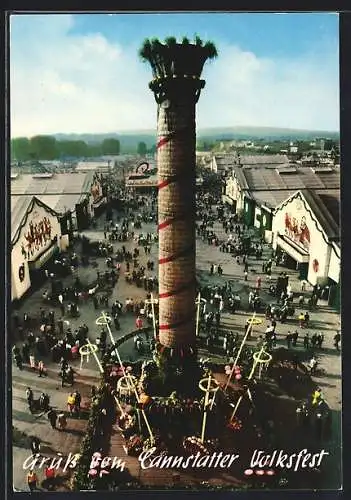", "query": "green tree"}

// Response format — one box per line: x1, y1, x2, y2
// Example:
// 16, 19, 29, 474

56, 140, 88, 158
137, 141, 147, 156
101, 138, 120, 155
11, 137, 30, 161
29, 135, 57, 160
87, 143, 102, 157
148, 144, 156, 155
